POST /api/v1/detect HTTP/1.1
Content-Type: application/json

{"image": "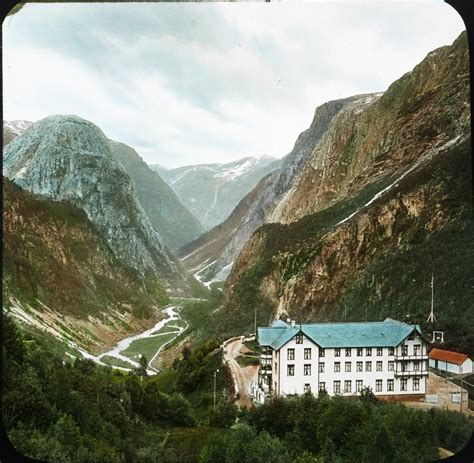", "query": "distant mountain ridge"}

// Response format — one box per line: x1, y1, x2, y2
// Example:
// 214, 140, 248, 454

110, 140, 204, 253
3, 120, 34, 146
151, 156, 281, 230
